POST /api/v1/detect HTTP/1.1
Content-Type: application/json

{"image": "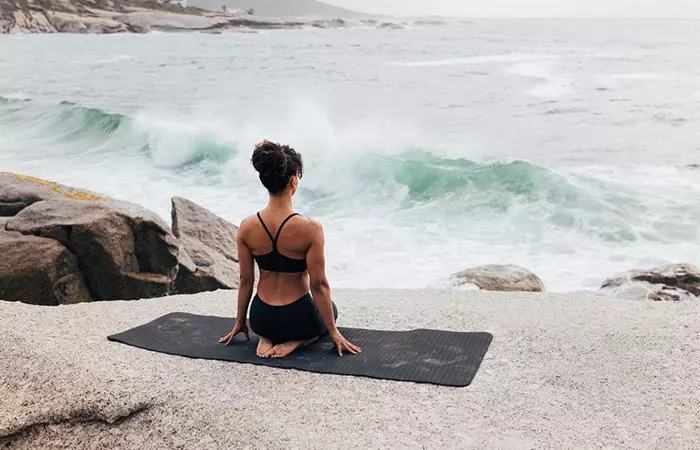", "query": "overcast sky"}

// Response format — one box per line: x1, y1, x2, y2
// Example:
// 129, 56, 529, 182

326, 0, 700, 18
